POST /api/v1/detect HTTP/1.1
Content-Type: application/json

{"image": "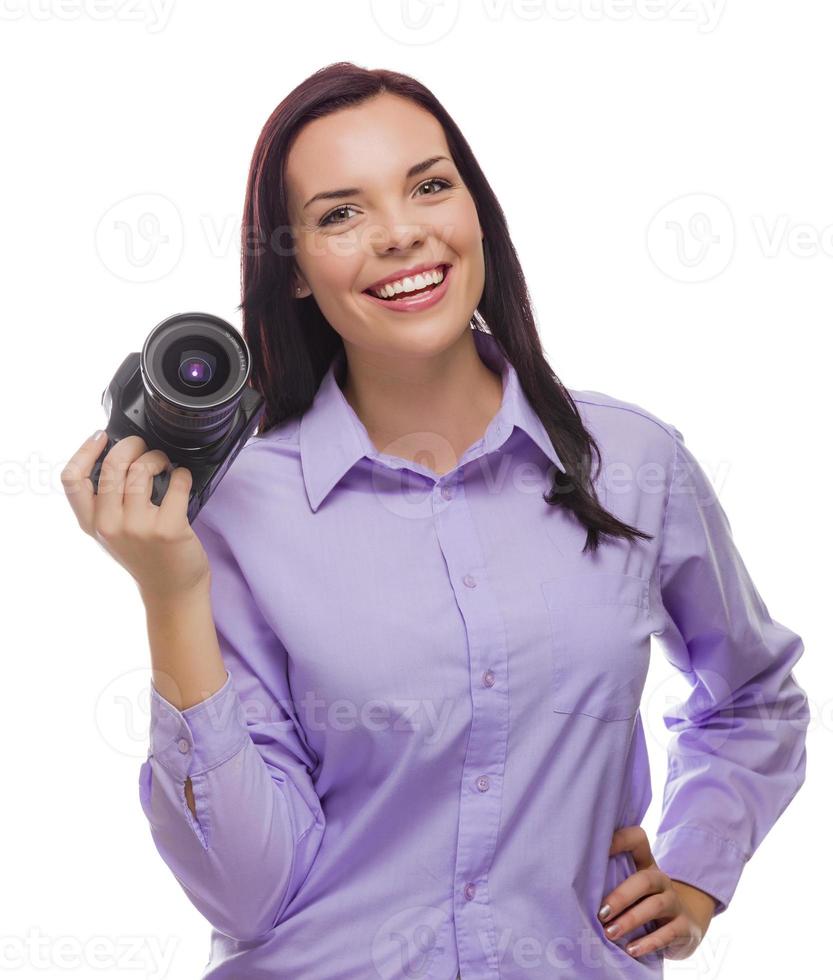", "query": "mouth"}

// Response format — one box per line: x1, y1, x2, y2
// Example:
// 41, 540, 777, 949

361, 263, 453, 313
